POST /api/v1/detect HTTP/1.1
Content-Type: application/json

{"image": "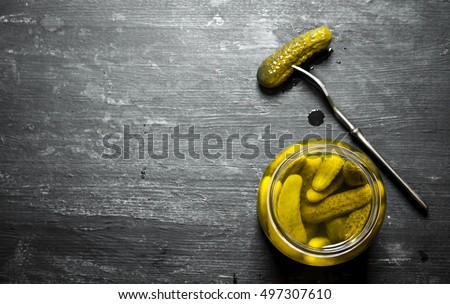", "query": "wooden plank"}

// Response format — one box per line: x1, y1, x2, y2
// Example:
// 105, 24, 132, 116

1, 0, 449, 283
